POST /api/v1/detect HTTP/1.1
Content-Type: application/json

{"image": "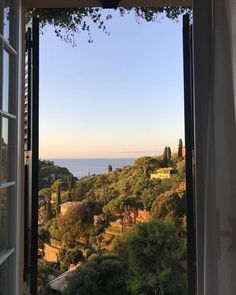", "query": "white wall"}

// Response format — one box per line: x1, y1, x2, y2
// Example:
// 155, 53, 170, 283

193, 0, 236, 294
